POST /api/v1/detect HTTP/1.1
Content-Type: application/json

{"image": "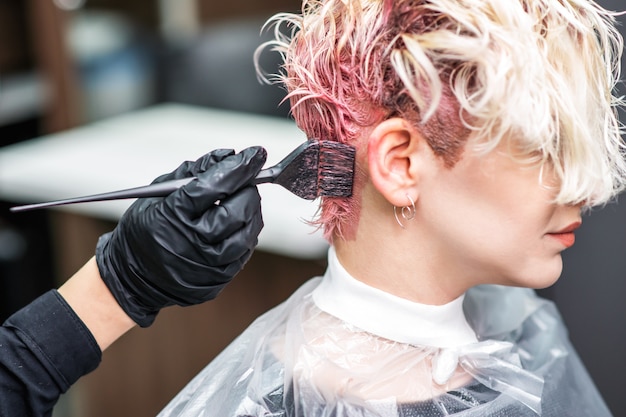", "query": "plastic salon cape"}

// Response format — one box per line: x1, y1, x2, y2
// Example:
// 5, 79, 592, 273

159, 247, 611, 417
